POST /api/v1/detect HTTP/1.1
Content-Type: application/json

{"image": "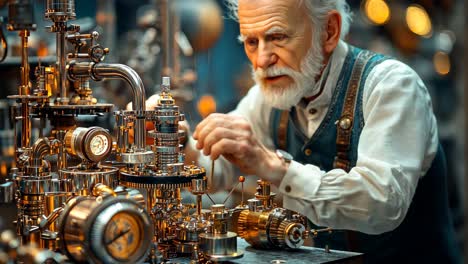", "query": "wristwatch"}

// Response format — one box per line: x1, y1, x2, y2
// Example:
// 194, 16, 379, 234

275, 149, 293, 164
